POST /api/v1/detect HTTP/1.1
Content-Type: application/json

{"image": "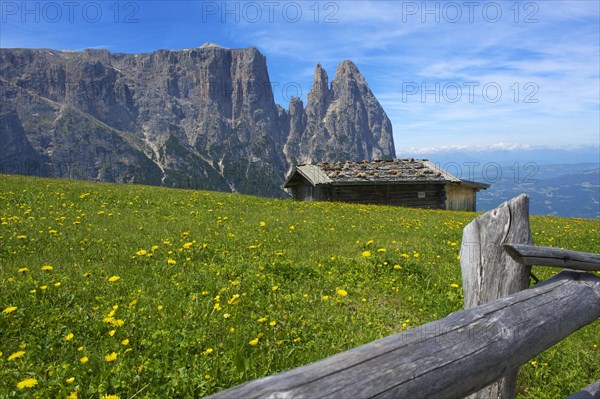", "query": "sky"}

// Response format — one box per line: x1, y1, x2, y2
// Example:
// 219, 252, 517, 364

1, 0, 599, 155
